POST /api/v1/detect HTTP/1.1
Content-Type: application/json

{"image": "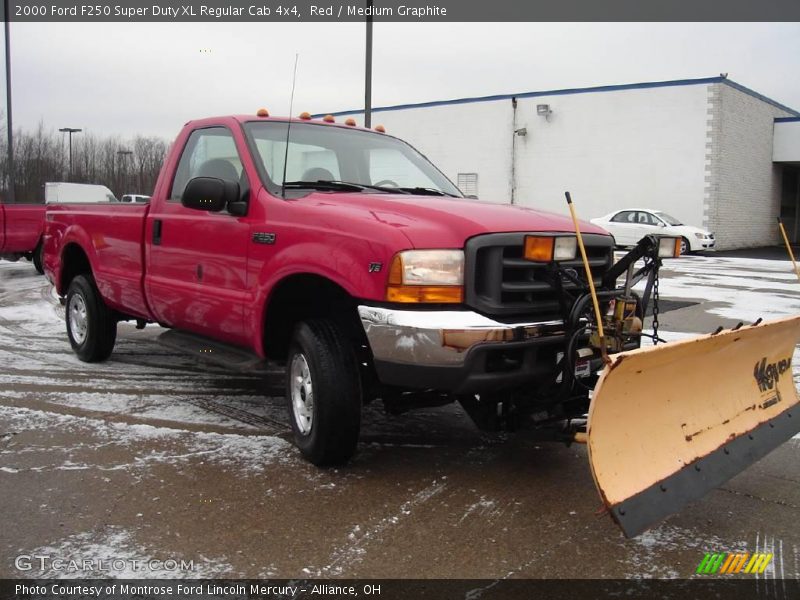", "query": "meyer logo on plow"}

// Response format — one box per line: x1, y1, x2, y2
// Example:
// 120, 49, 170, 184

696, 552, 773, 575
754, 355, 792, 393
